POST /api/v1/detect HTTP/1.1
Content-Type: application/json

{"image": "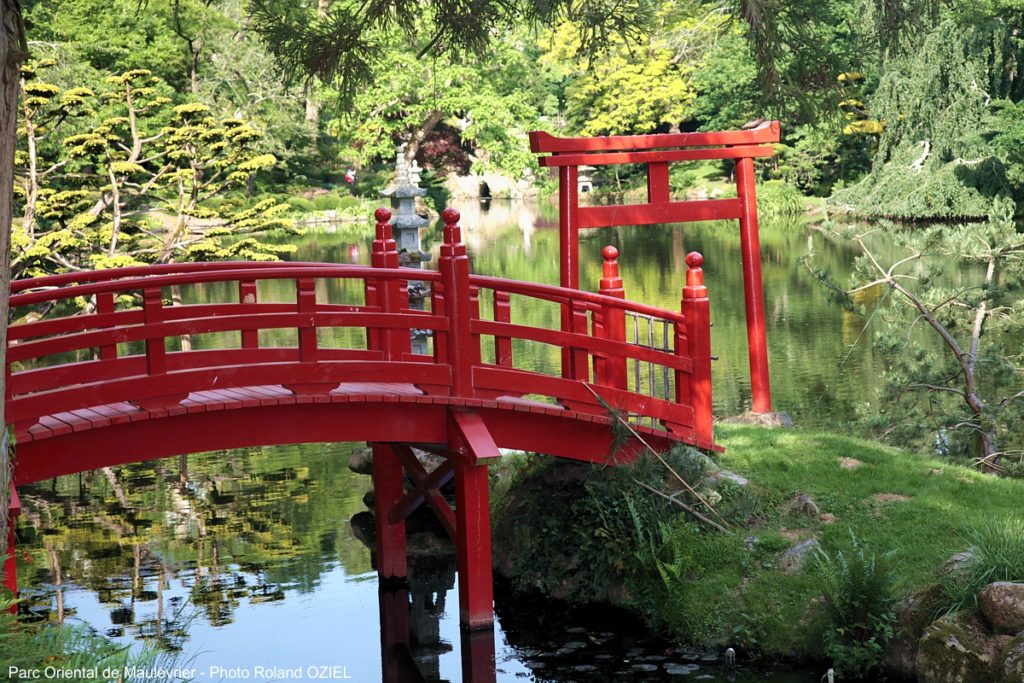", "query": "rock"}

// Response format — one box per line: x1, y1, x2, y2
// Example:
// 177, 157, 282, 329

348, 446, 374, 475
778, 539, 820, 575
444, 173, 536, 199
942, 548, 977, 577
883, 584, 945, 678
704, 470, 749, 487
720, 410, 793, 428
413, 448, 446, 475
1000, 637, 1024, 682
690, 451, 721, 475
916, 611, 1013, 683
350, 511, 376, 549
362, 488, 374, 509
784, 493, 820, 518
979, 583, 1024, 635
